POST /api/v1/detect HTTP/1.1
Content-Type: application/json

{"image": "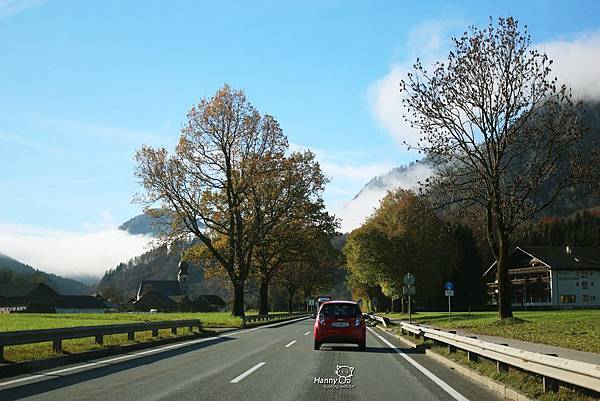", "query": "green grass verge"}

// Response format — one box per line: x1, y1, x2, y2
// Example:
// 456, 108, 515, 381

382, 310, 600, 353
388, 327, 598, 401
0, 311, 296, 363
